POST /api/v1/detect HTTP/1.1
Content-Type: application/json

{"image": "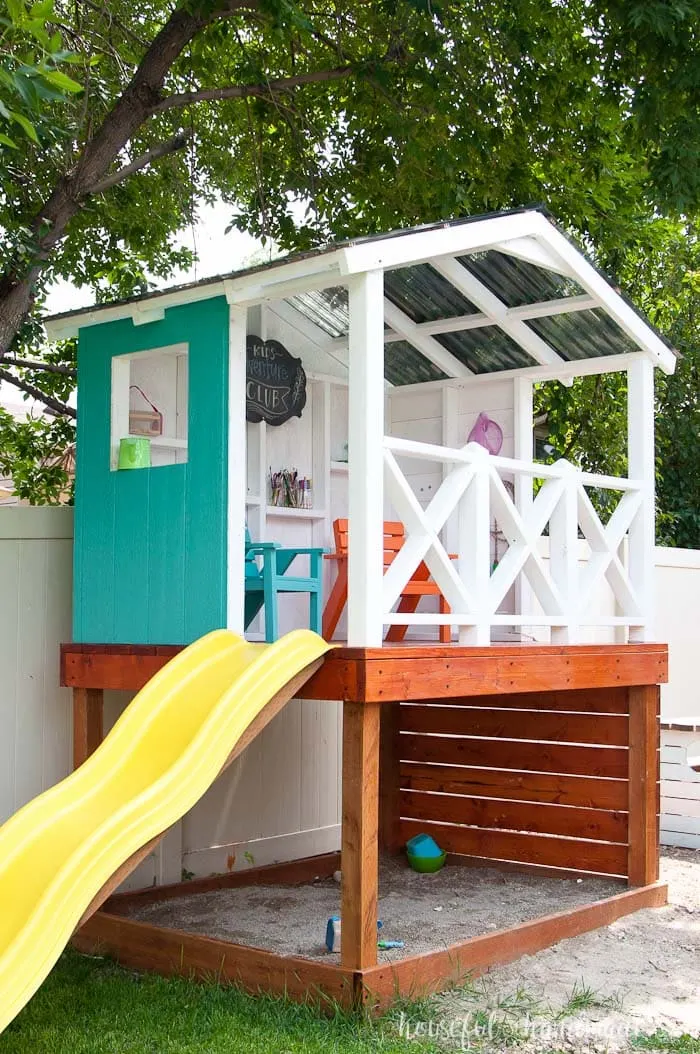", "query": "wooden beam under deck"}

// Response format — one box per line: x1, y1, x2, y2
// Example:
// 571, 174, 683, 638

61, 641, 668, 699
